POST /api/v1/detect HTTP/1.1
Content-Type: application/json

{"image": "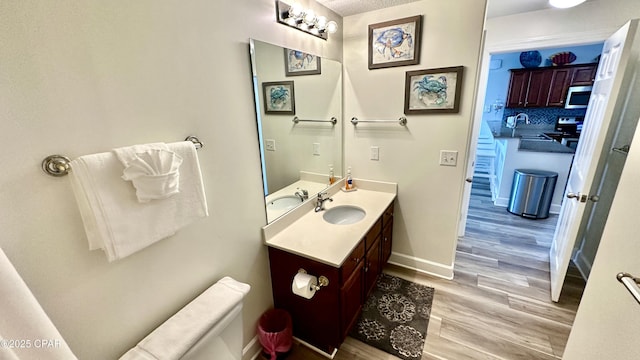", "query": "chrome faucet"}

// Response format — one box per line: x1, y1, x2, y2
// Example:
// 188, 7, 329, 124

507, 113, 530, 137
314, 191, 333, 212
294, 188, 308, 201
